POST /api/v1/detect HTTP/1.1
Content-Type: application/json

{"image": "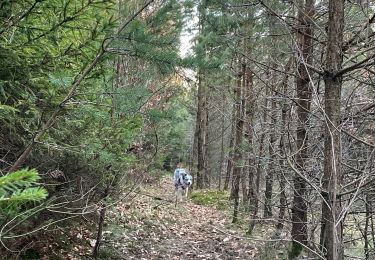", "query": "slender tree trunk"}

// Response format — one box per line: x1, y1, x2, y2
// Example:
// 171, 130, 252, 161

365, 195, 370, 260
196, 73, 206, 189
320, 1, 344, 259
232, 61, 245, 223
224, 109, 236, 190
92, 205, 106, 258
92, 186, 110, 257
245, 67, 255, 208
290, 0, 314, 256
224, 102, 236, 190
204, 93, 210, 187
240, 63, 249, 205
370, 200, 375, 252
264, 62, 277, 218
219, 90, 226, 190
192, 114, 199, 185
276, 58, 292, 234
195, 3, 208, 189
248, 85, 268, 234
